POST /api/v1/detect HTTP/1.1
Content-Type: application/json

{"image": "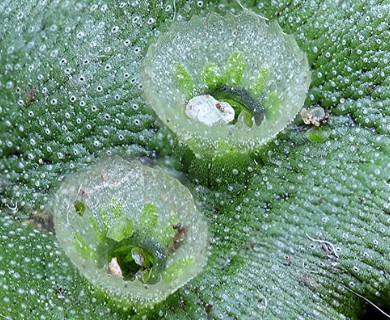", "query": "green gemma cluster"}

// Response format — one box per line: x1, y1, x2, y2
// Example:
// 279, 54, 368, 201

50, 157, 208, 309
142, 12, 311, 157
